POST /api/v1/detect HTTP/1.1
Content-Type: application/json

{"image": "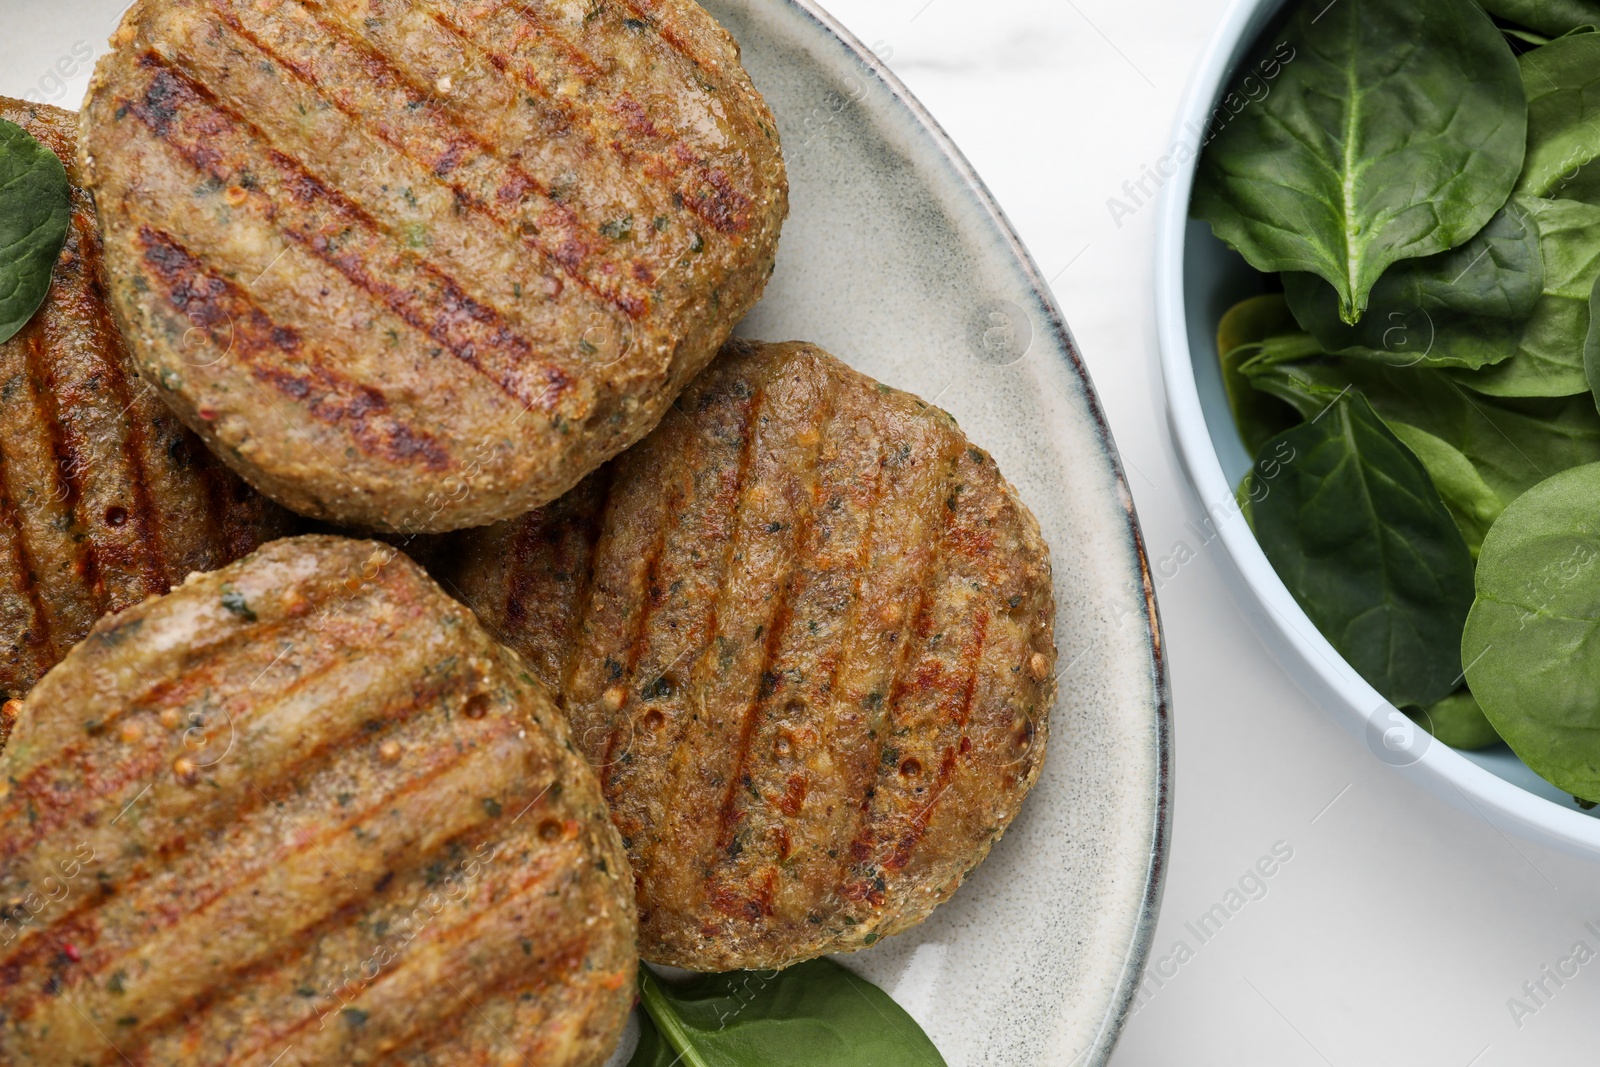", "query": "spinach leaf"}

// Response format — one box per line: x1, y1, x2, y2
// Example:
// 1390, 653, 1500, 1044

1236, 355, 1506, 550
1281, 202, 1543, 369
1247, 357, 1600, 501
1250, 393, 1476, 707
629, 961, 947, 1067
1463, 462, 1600, 800
1549, 158, 1600, 203
1517, 32, 1600, 198
1585, 270, 1600, 404
0, 118, 70, 346
1387, 421, 1505, 555
1502, 26, 1555, 46
1481, 0, 1600, 37
1455, 197, 1600, 396
1410, 688, 1504, 749
1216, 295, 1308, 453
1194, 0, 1526, 324
1218, 293, 1300, 357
